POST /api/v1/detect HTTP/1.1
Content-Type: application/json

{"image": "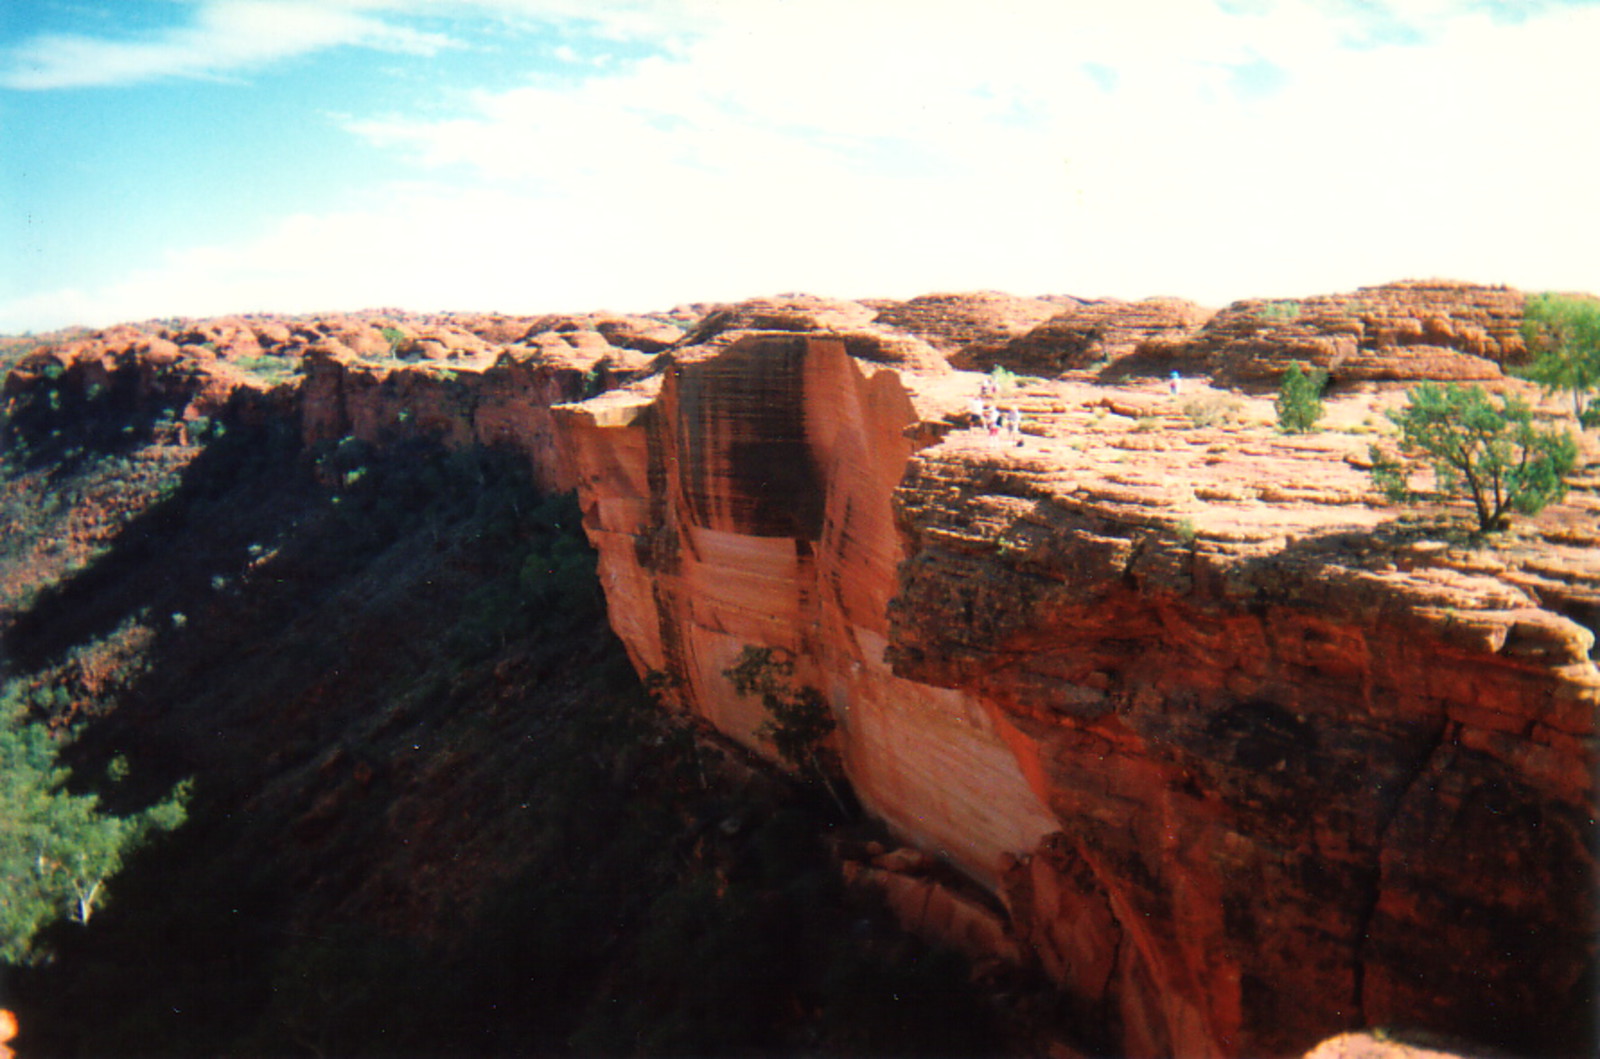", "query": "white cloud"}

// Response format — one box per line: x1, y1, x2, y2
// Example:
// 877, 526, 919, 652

5, 0, 1599, 331
1, 0, 454, 89
333, 0, 1600, 300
